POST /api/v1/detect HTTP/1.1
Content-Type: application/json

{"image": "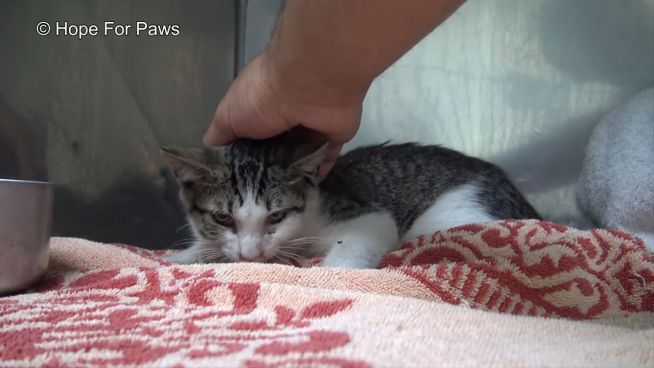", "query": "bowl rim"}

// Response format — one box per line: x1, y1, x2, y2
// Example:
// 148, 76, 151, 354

0, 178, 53, 185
